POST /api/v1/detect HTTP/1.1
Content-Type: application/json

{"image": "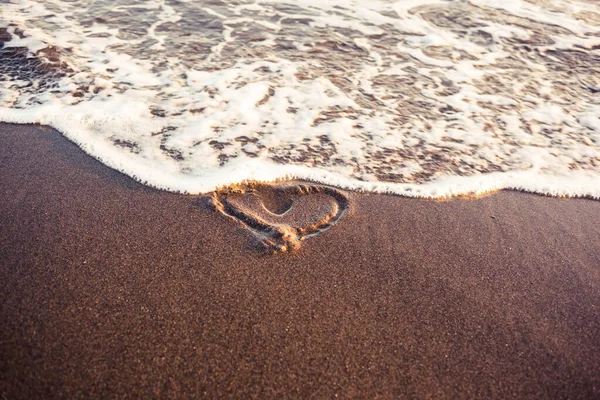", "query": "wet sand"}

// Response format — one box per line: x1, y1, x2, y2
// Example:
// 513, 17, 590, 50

1, 123, 599, 399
